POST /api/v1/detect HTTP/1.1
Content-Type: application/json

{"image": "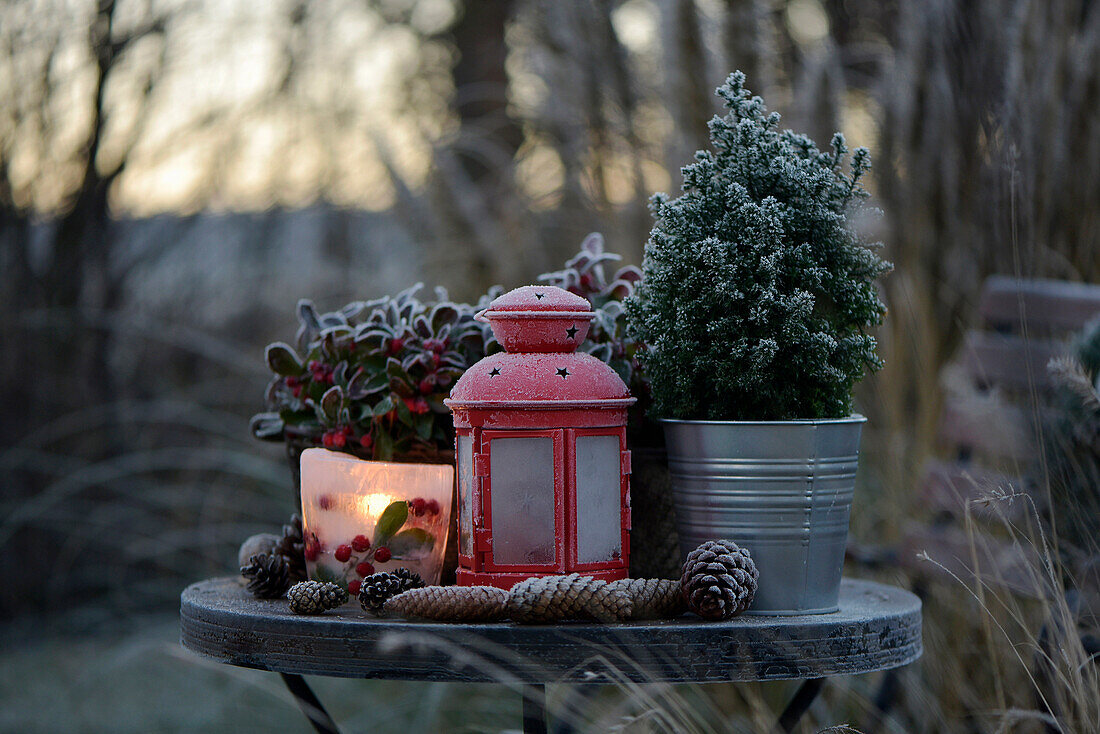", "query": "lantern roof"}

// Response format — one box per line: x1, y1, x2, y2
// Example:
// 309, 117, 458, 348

449, 284, 635, 410
447, 352, 633, 408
